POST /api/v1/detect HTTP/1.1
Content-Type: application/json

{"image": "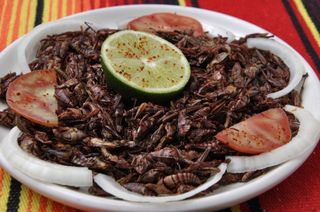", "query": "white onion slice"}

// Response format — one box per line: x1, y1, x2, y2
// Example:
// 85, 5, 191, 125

202, 23, 235, 43
246, 38, 304, 99
18, 20, 101, 72
226, 105, 320, 173
0, 127, 93, 187
94, 163, 227, 203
